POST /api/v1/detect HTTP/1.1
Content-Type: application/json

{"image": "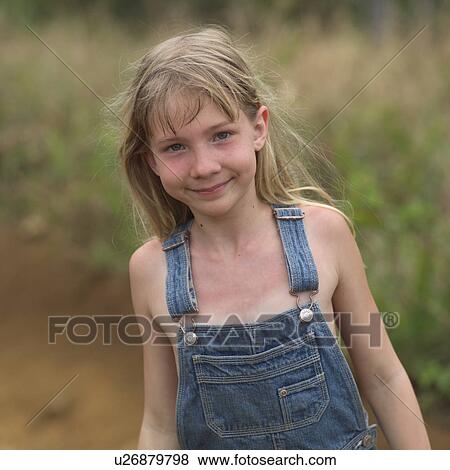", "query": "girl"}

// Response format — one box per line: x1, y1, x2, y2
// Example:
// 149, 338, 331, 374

118, 26, 431, 450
